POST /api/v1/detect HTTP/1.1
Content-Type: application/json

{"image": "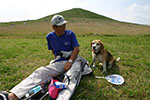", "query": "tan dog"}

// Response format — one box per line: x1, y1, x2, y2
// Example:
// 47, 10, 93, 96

91, 40, 120, 73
